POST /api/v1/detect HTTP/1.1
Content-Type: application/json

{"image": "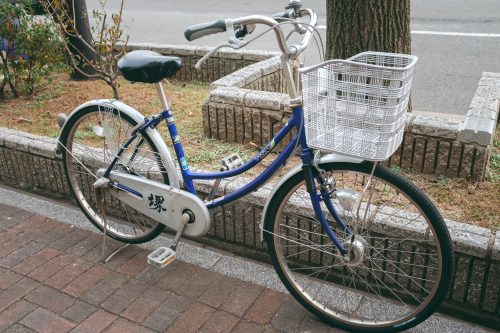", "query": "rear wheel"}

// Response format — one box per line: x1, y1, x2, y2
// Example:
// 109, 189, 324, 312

264, 162, 454, 332
60, 105, 169, 243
